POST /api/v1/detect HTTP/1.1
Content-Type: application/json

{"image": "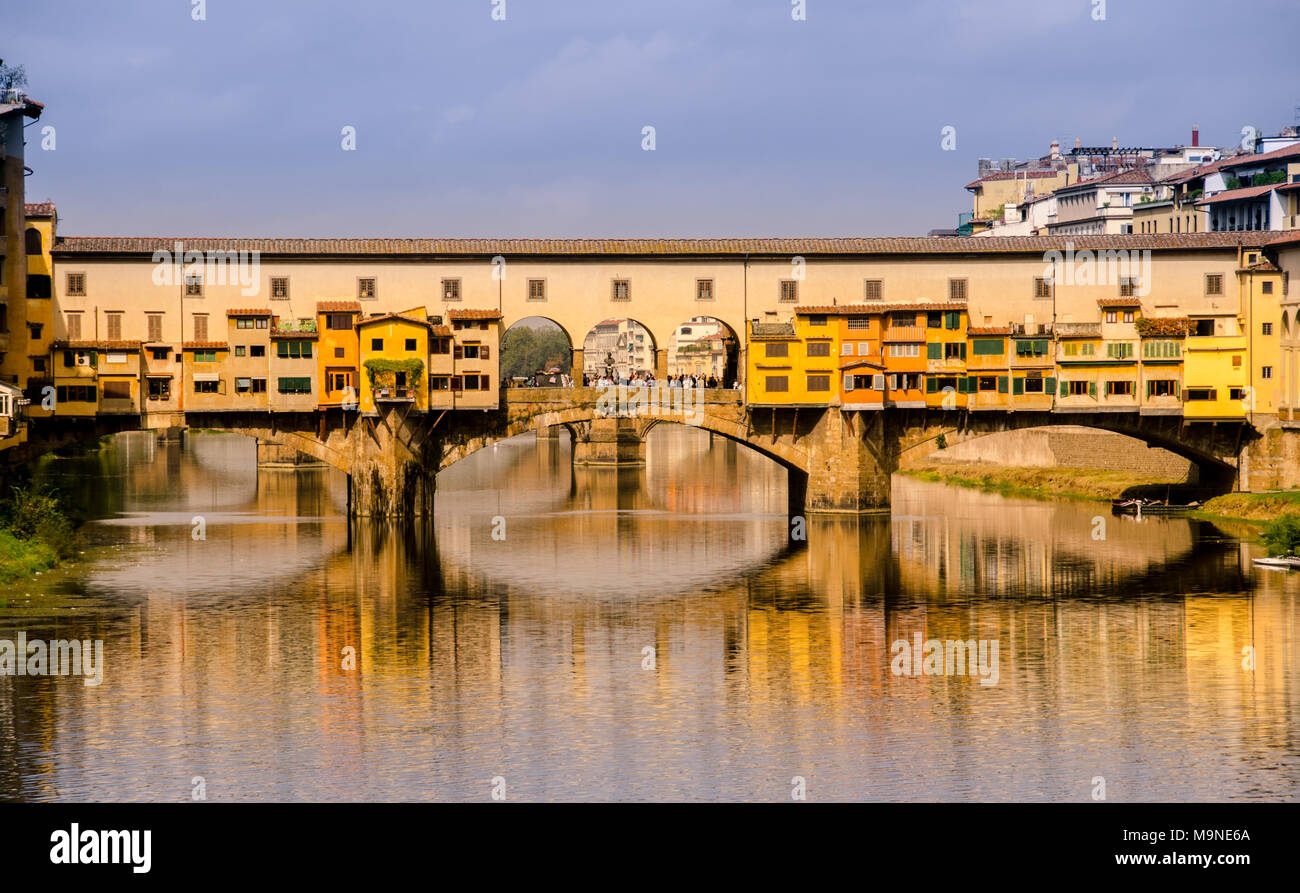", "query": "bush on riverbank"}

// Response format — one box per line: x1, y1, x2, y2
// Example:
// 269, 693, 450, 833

0, 484, 77, 582
1261, 513, 1300, 557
